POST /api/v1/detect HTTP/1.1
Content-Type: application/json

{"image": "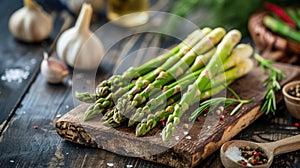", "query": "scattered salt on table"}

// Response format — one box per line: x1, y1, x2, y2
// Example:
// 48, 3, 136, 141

1, 68, 30, 83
